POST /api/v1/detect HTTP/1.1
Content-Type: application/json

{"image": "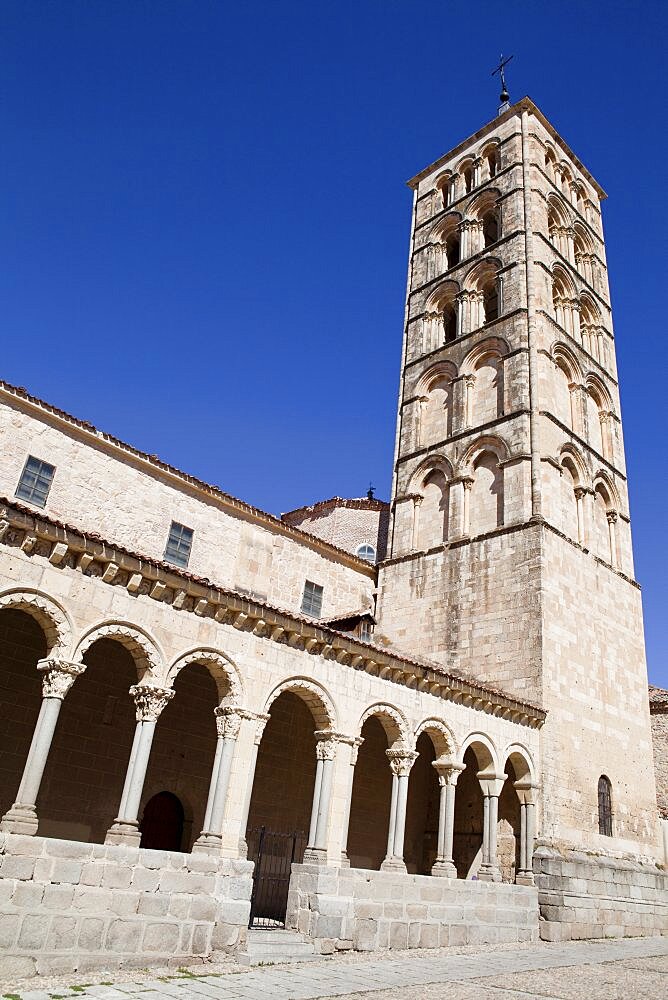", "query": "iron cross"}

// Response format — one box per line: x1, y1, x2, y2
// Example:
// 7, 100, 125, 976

492, 53, 513, 99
